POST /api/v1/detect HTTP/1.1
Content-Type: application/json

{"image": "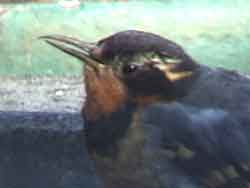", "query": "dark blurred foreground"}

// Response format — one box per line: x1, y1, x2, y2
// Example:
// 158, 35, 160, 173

0, 111, 102, 188
0, 76, 104, 188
